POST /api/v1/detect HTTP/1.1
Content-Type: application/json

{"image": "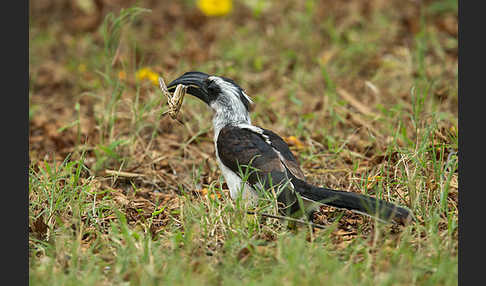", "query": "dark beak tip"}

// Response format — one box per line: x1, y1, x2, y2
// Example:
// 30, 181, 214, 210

166, 71, 210, 104
167, 71, 209, 90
